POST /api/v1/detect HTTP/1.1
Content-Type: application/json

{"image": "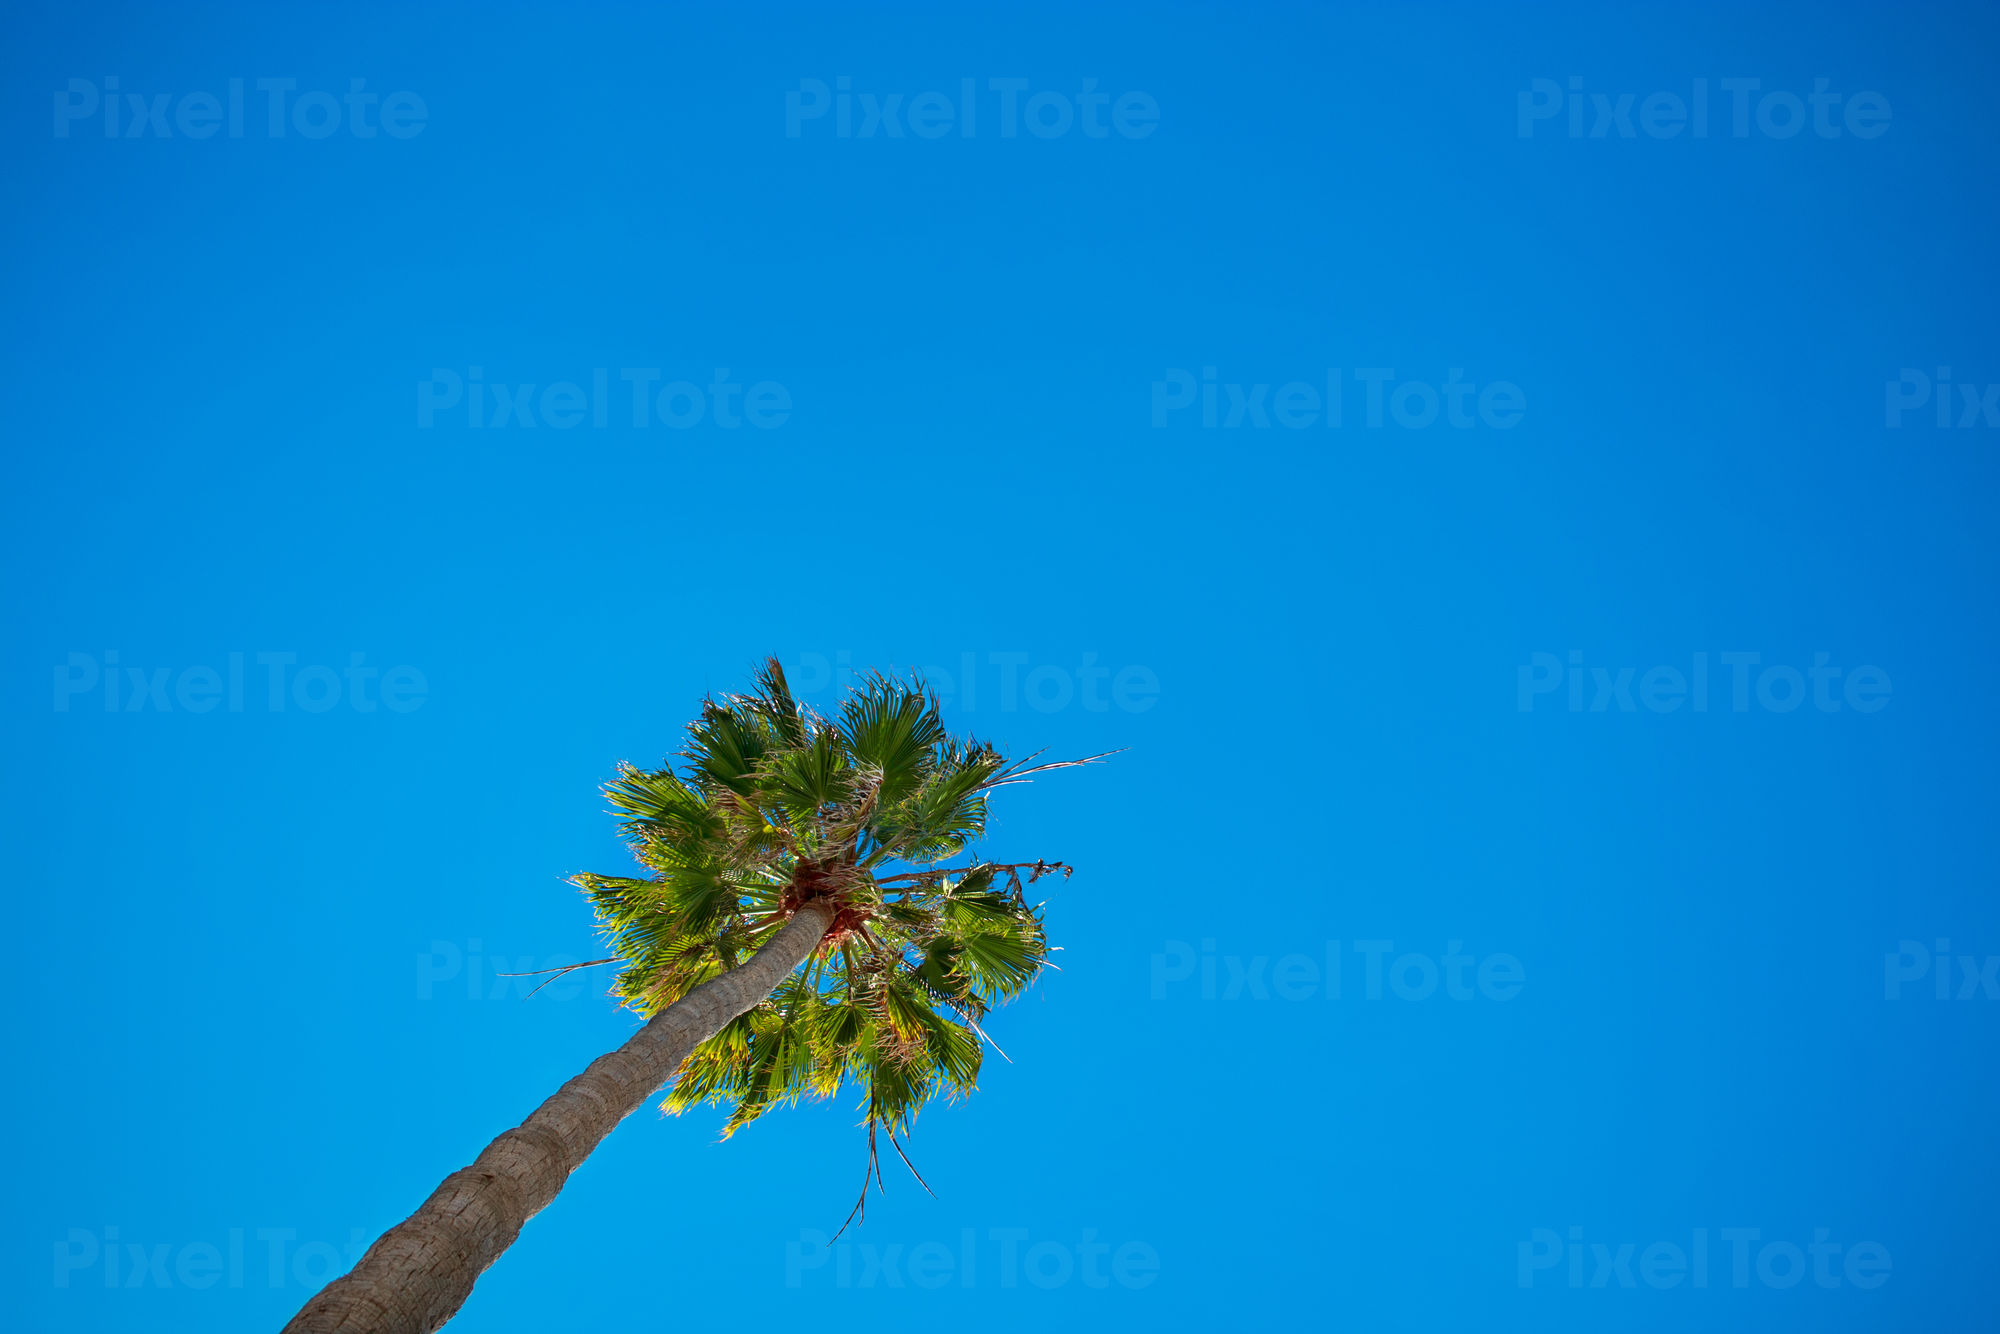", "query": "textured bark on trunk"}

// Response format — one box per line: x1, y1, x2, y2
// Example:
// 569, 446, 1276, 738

283, 903, 834, 1334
